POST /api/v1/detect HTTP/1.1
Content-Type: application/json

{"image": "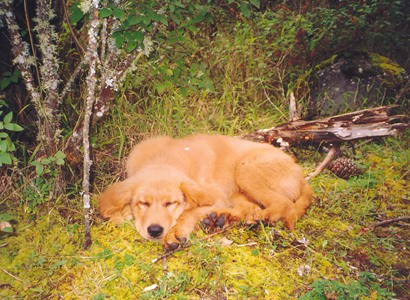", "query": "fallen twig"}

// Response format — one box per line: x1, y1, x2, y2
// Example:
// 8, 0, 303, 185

151, 225, 234, 264
372, 216, 410, 229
